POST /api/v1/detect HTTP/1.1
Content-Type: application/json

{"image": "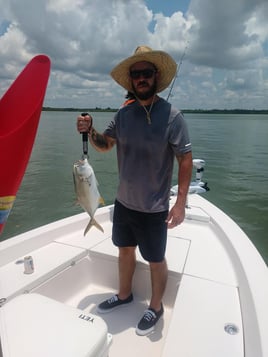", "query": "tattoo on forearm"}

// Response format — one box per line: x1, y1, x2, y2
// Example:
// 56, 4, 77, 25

91, 128, 108, 149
